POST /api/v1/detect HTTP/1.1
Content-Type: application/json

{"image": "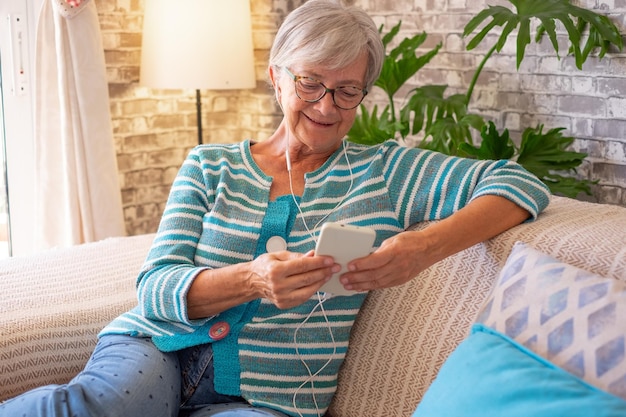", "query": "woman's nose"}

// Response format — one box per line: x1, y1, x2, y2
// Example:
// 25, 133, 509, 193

314, 90, 337, 113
